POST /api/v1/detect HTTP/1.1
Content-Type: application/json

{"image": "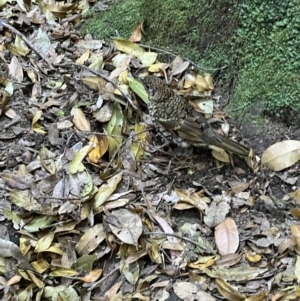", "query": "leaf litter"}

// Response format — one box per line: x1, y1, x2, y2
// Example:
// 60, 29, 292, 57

0, 1, 300, 300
